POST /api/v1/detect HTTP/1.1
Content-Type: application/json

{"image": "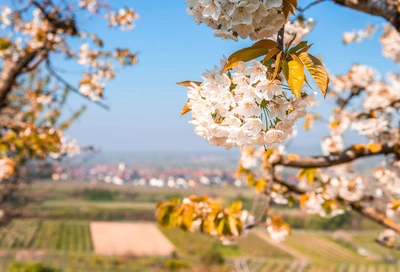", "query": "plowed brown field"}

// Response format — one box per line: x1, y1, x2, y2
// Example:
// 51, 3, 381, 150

90, 222, 174, 256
